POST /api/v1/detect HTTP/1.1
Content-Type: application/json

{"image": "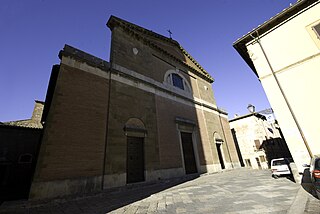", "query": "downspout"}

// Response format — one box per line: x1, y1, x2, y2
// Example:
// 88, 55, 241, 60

250, 32, 313, 158
101, 35, 114, 190
218, 110, 234, 168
